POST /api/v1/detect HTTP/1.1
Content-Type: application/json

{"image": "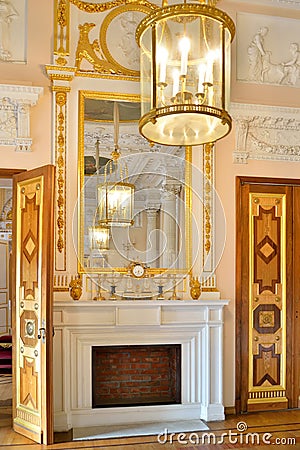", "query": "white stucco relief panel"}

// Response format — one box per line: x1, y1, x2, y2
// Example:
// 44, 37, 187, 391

231, 102, 300, 163
236, 12, 300, 87
0, 0, 27, 63
0, 84, 43, 152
